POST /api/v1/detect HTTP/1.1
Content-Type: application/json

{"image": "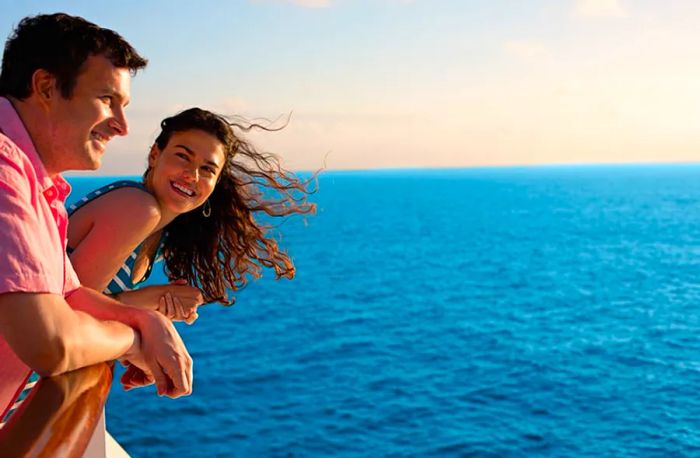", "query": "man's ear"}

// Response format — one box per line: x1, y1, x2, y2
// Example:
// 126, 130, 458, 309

30, 69, 58, 110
